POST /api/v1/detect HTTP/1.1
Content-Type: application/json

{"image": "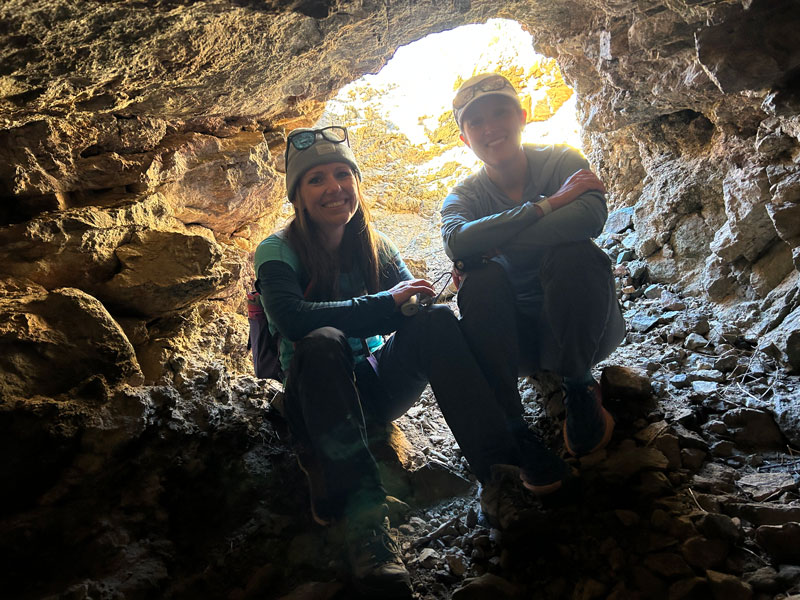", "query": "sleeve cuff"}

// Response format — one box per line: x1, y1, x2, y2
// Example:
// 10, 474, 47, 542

535, 197, 553, 216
